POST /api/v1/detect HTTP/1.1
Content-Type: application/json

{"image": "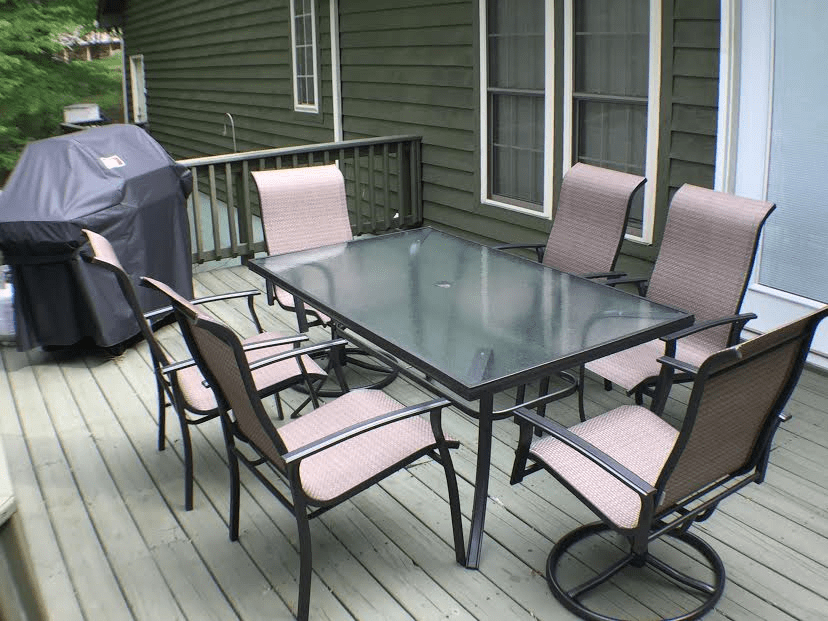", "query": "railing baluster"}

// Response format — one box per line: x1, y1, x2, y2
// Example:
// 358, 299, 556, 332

354, 147, 363, 234
412, 139, 422, 226
190, 168, 204, 262
225, 162, 239, 254
383, 144, 391, 229
241, 160, 254, 259
368, 145, 376, 233
208, 165, 223, 259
